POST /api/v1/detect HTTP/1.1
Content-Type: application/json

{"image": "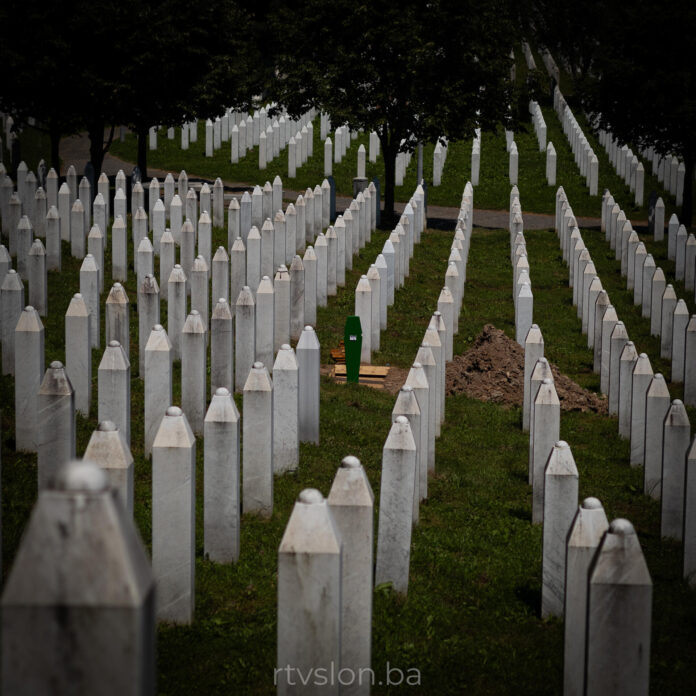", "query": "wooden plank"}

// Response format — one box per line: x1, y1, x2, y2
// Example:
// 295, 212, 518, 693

333, 376, 384, 390
333, 365, 389, 377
